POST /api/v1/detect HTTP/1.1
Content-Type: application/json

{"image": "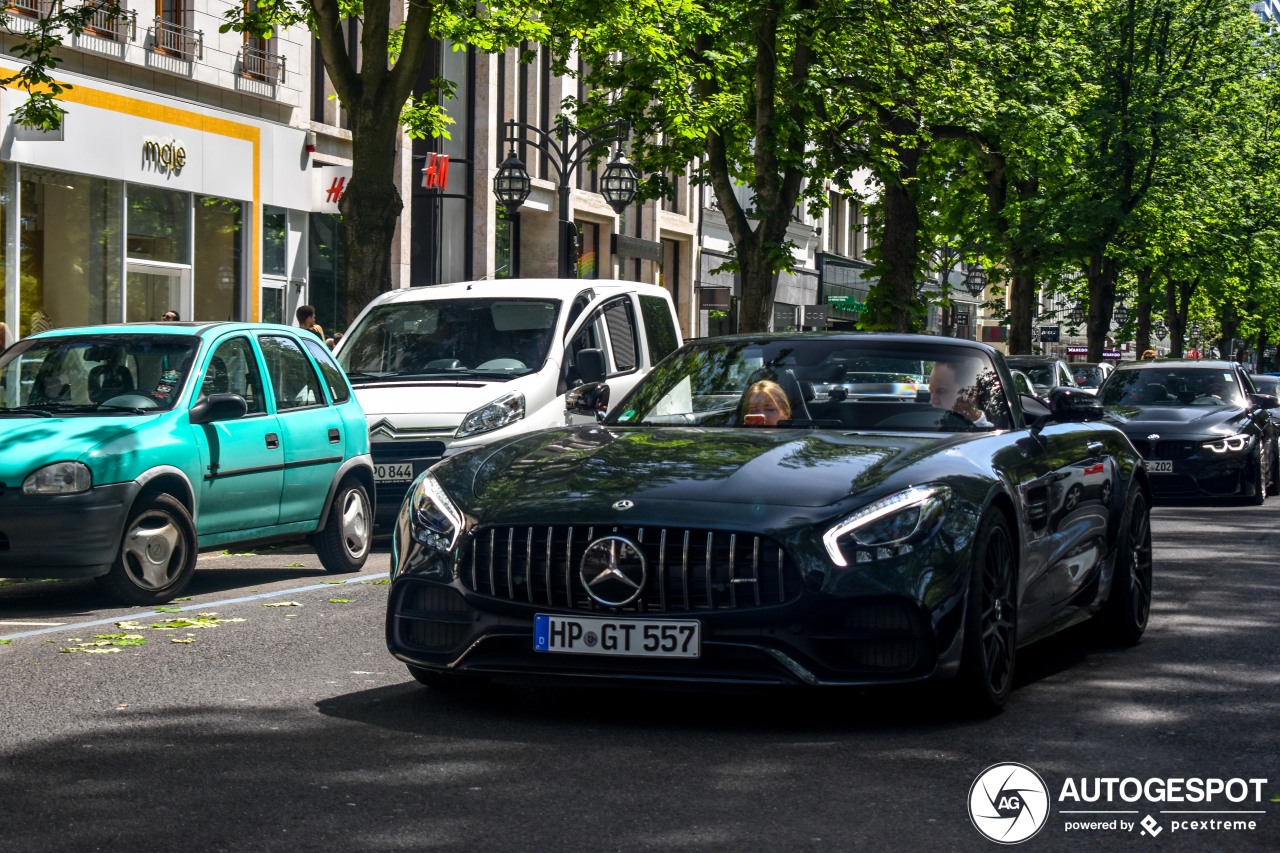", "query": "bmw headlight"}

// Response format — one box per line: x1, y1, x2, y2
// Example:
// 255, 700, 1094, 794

1203, 434, 1249, 454
822, 486, 949, 568
23, 462, 92, 495
457, 391, 525, 438
408, 472, 464, 553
